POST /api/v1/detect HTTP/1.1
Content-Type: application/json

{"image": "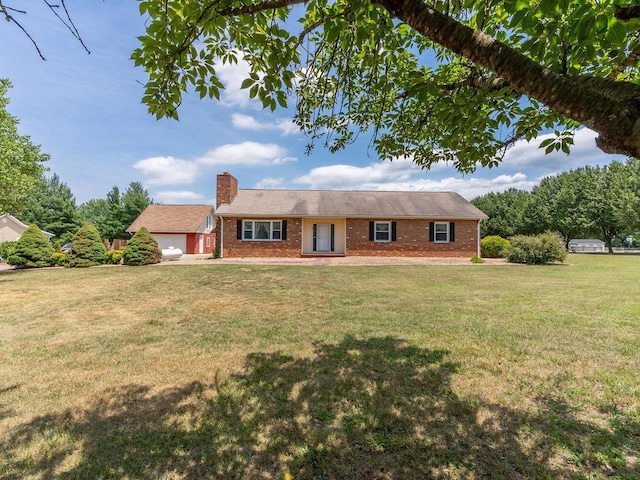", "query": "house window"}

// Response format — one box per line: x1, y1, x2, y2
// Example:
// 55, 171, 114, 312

206, 214, 213, 231
206, 237, 211, 248
375, 221, 391, 242
434, 222, 449, 242
242, 220, 282, 241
